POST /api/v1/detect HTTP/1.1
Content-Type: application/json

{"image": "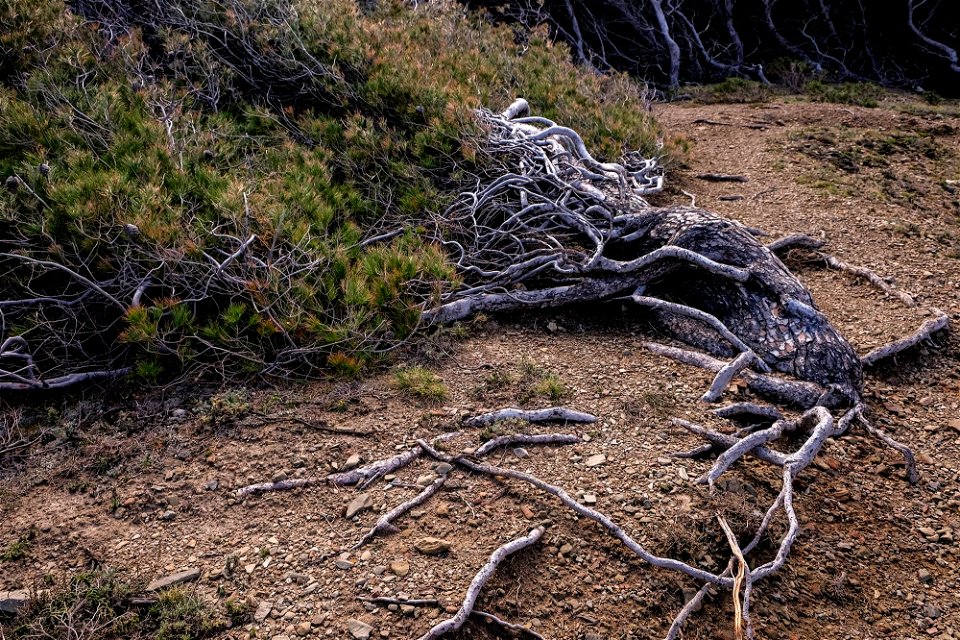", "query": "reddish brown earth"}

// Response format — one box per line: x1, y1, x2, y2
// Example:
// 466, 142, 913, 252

2, 96, 959, 640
